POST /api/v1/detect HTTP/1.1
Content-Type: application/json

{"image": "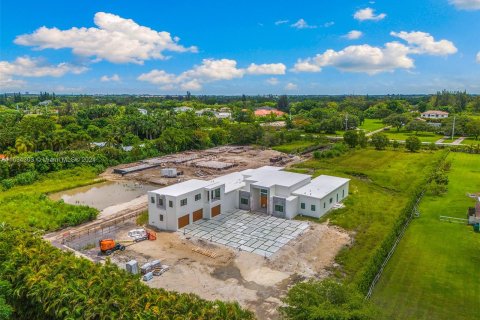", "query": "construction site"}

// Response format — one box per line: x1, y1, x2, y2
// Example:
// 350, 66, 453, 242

44, 146, 351, 320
